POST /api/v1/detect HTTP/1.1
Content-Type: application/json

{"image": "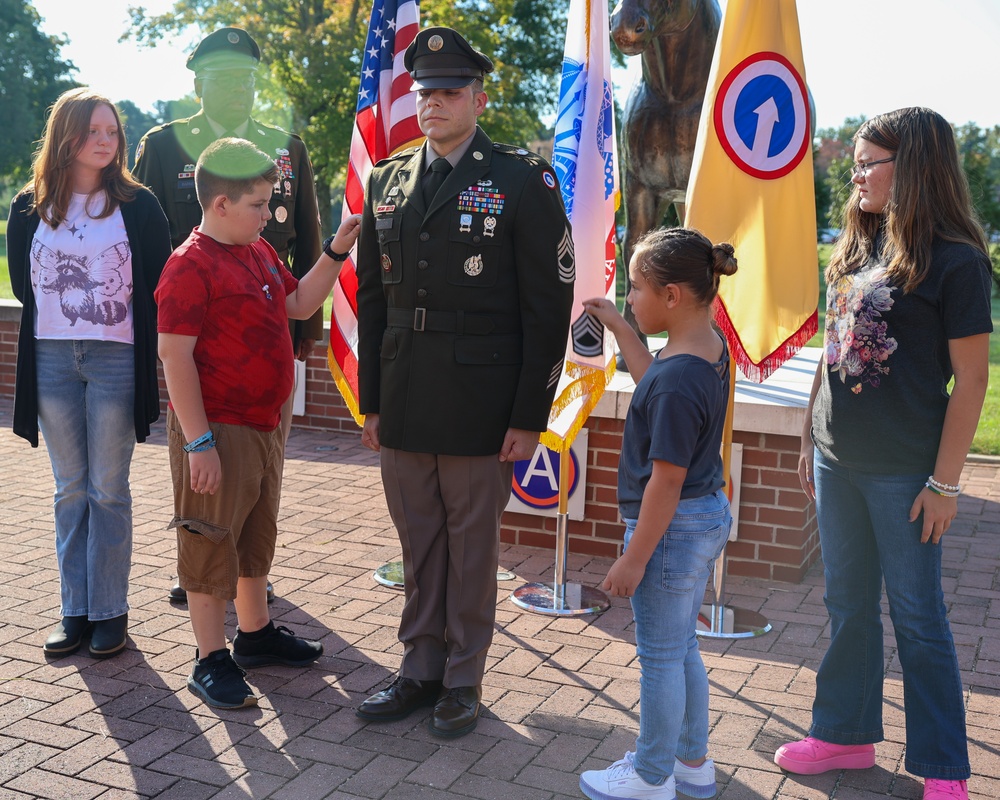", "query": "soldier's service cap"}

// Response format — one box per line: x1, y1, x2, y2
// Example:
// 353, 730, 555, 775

187, 27, 261, 74
404, 27, 493, 90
